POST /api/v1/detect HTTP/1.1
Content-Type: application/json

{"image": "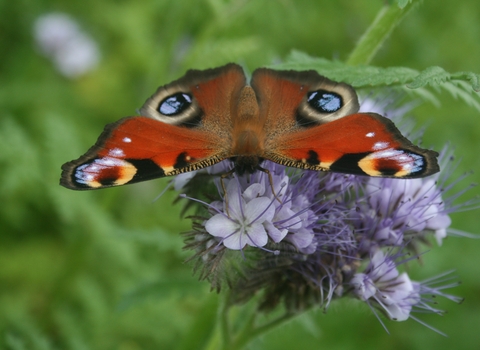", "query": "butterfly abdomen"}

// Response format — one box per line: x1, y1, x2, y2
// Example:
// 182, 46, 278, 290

230, 125, 266, 175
